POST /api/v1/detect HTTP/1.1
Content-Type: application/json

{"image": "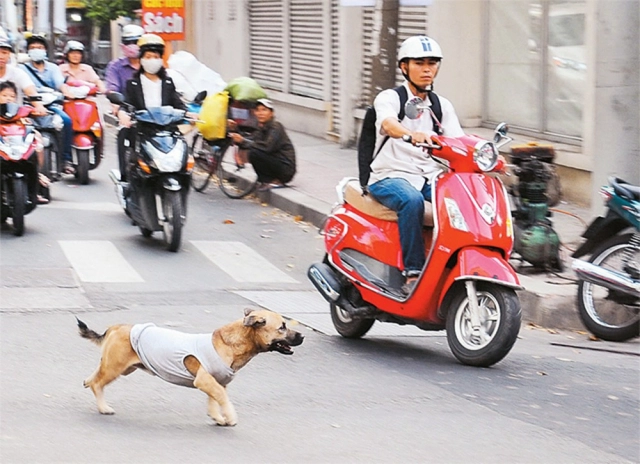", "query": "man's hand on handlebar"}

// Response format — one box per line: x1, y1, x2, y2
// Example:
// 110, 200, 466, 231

31, 102, 48, 116
118, 111, 132, 128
